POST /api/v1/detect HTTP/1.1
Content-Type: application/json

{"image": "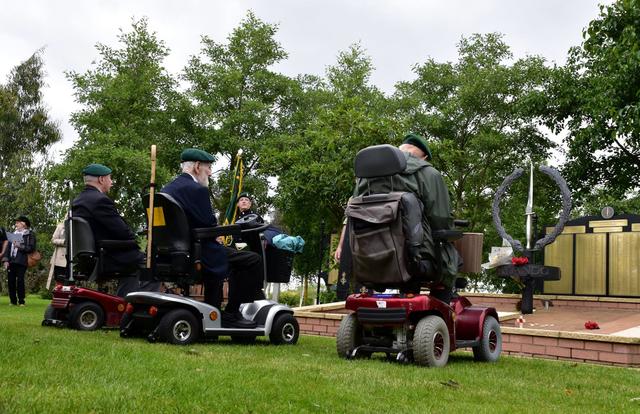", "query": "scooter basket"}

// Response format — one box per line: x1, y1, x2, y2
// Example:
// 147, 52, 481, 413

266, 245, 294, 283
